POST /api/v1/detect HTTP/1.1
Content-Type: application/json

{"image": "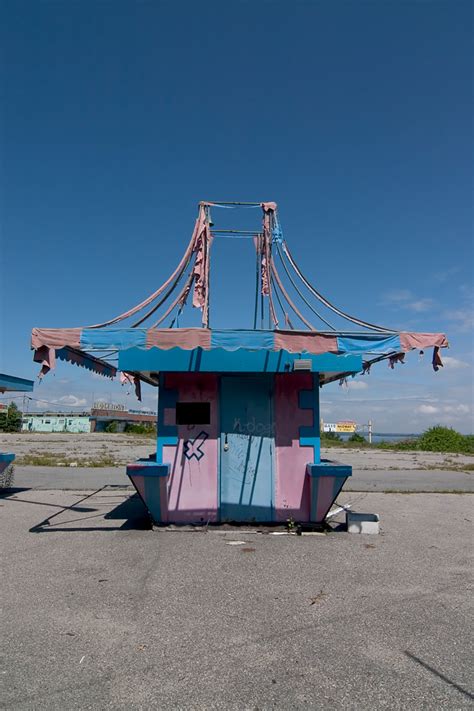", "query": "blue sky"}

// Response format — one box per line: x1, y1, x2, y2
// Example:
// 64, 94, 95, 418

1, 1, 472, 432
